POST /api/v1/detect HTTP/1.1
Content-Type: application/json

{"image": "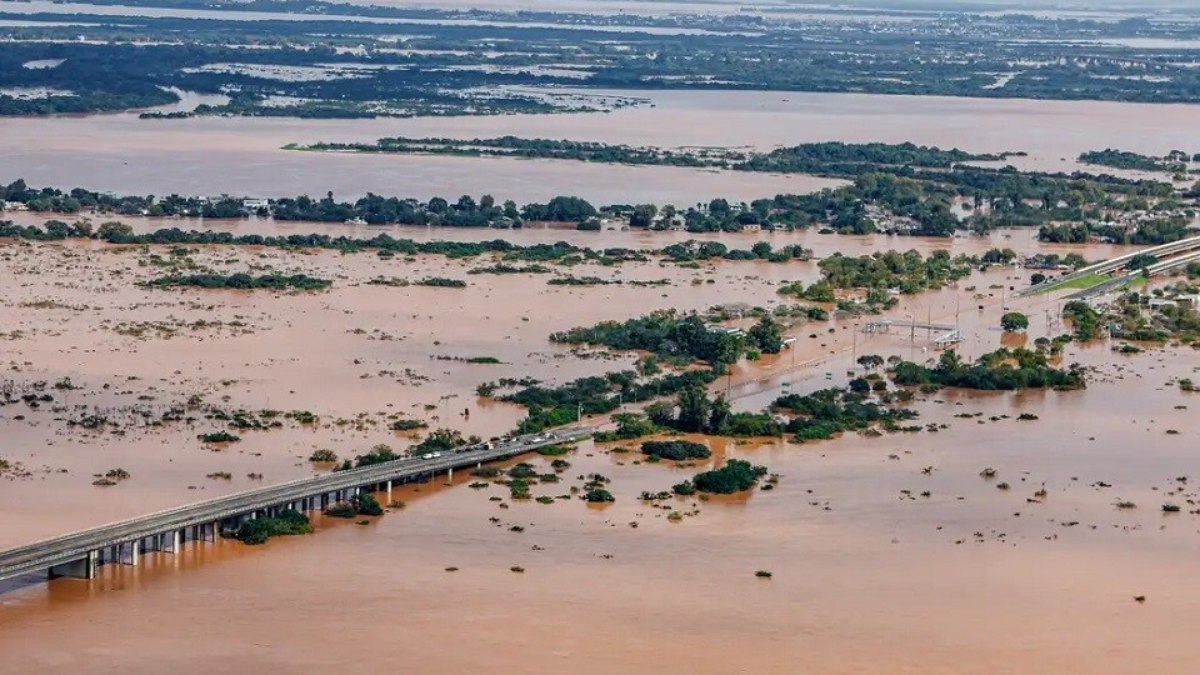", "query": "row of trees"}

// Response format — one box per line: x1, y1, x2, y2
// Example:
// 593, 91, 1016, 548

891, 349, 1086, 391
